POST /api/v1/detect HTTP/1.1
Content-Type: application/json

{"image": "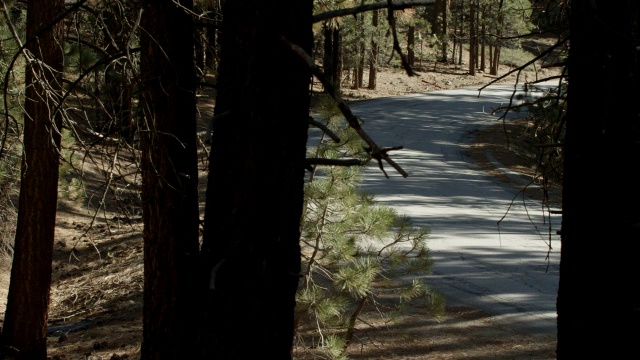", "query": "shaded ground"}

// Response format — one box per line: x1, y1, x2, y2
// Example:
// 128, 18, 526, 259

0, 49, 561, 359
